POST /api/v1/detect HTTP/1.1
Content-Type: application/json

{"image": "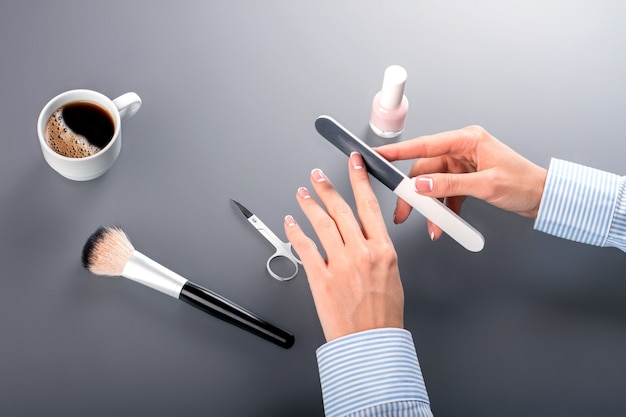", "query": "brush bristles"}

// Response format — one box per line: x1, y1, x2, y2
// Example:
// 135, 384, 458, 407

82, 226, 135, 276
